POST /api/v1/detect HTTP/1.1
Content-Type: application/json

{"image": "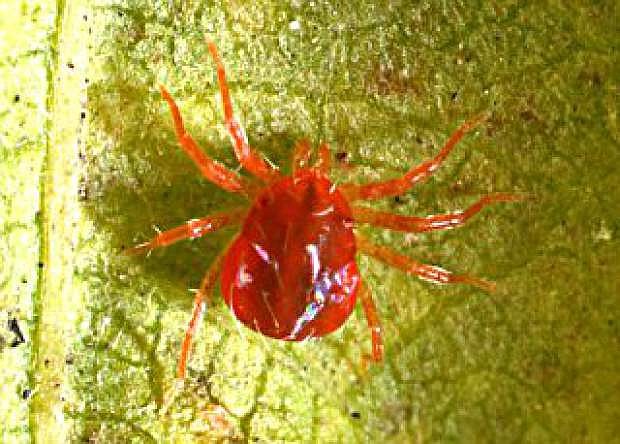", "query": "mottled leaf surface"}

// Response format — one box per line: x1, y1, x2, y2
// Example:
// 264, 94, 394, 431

1, 1, 618, 443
